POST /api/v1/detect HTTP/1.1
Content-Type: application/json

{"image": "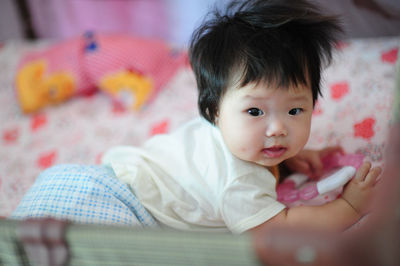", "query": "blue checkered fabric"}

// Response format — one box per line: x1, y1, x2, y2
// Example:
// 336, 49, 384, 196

11, 164, 157, 227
